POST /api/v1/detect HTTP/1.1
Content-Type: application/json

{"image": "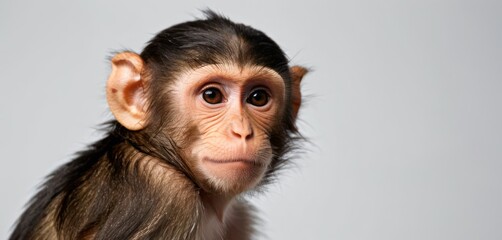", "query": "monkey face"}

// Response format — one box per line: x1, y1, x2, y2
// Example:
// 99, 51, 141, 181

173, 64, 286, 194
106, 52, 303, 196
